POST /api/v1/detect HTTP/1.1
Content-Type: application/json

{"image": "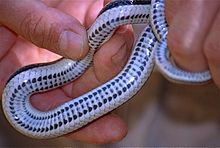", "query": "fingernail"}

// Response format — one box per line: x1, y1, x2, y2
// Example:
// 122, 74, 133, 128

59, 31, 83, 59
112, 42, 128, 64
